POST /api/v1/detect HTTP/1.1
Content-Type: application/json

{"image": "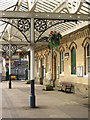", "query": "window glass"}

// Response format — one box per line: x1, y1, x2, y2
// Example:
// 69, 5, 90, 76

88, 58, 90, 72
84, 47, 86, 75
85, 44, 90, 74
37, 59, 38, 72
87, 45, 90, 56
46, 56, 48, 72
60, 51, 64, 74
71, 47, 76, 74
